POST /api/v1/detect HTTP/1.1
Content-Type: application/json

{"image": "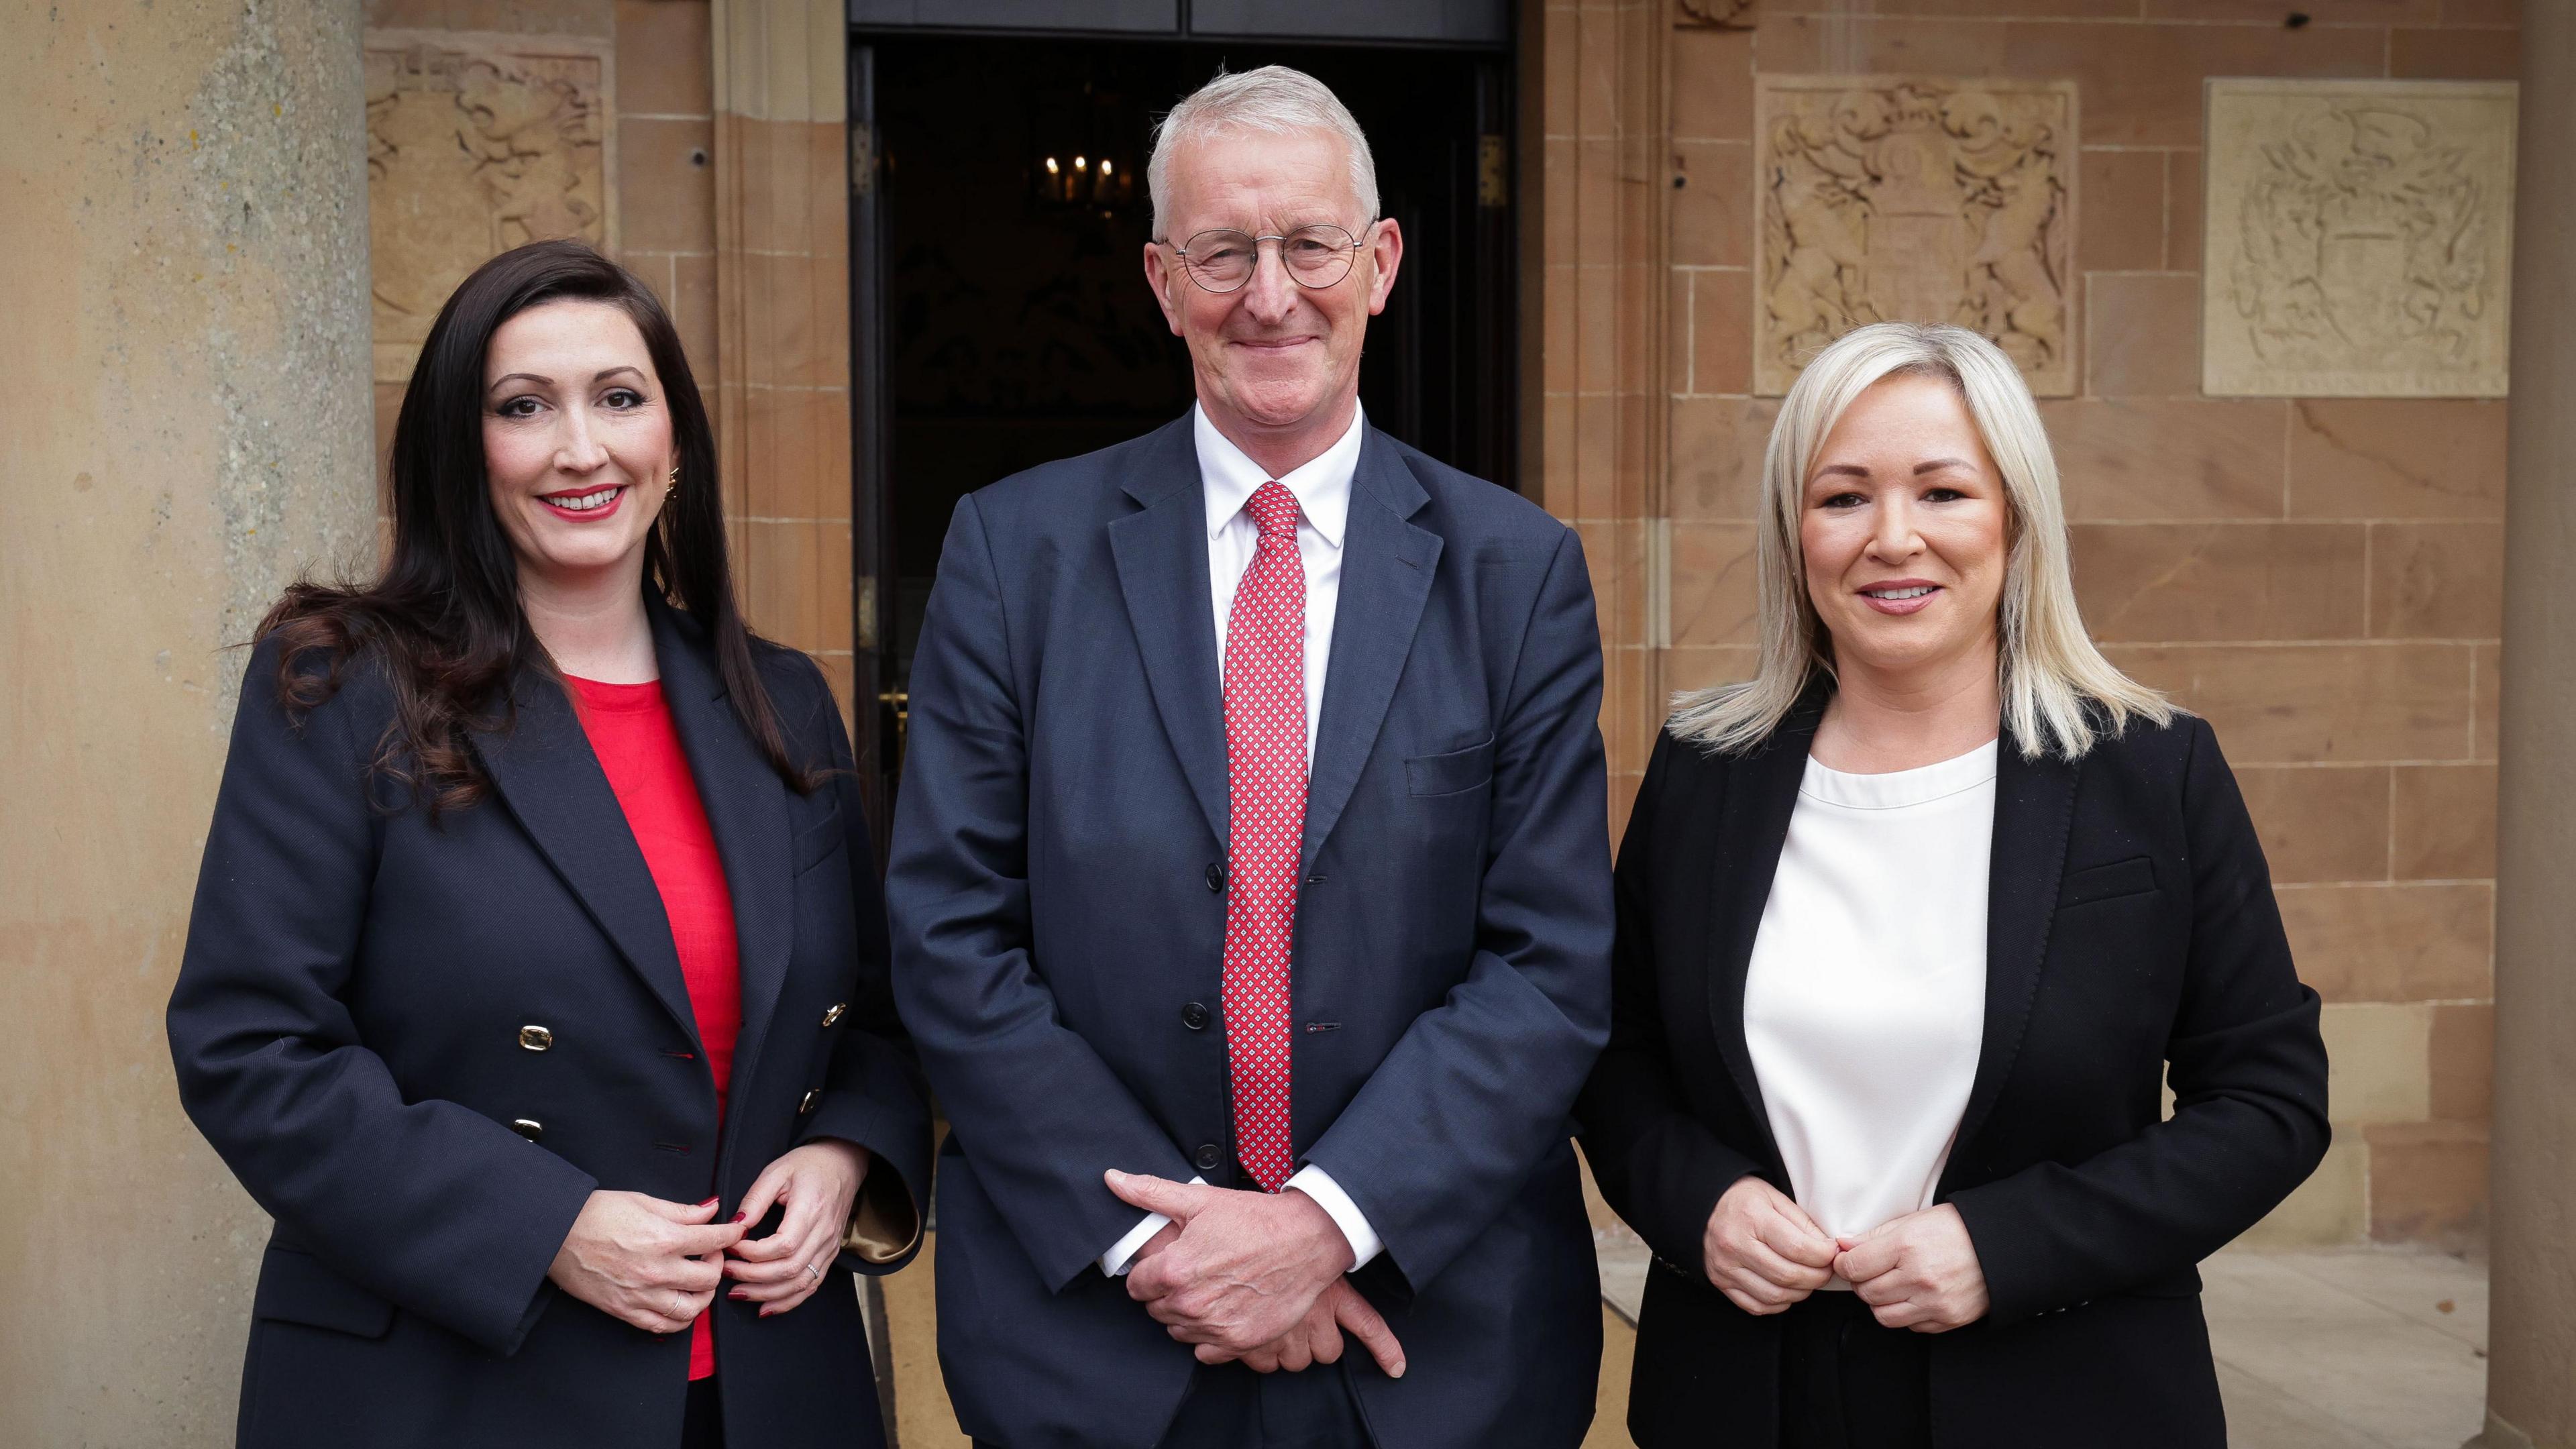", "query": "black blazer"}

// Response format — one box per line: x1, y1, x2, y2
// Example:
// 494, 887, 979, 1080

167, 600, 931, 1449
1576, 691, 2330, 1449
